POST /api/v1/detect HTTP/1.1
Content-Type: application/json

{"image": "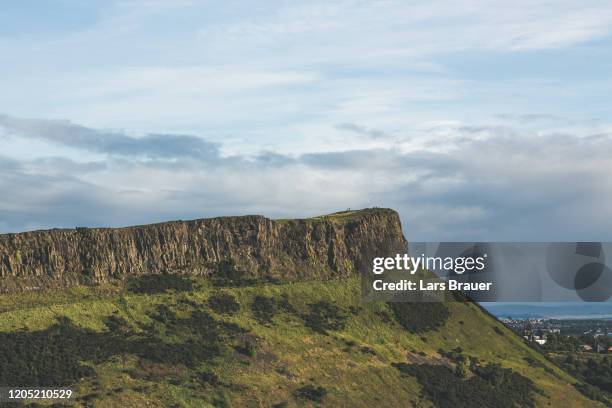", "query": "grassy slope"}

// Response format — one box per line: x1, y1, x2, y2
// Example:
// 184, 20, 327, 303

0, 278, 599, 408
